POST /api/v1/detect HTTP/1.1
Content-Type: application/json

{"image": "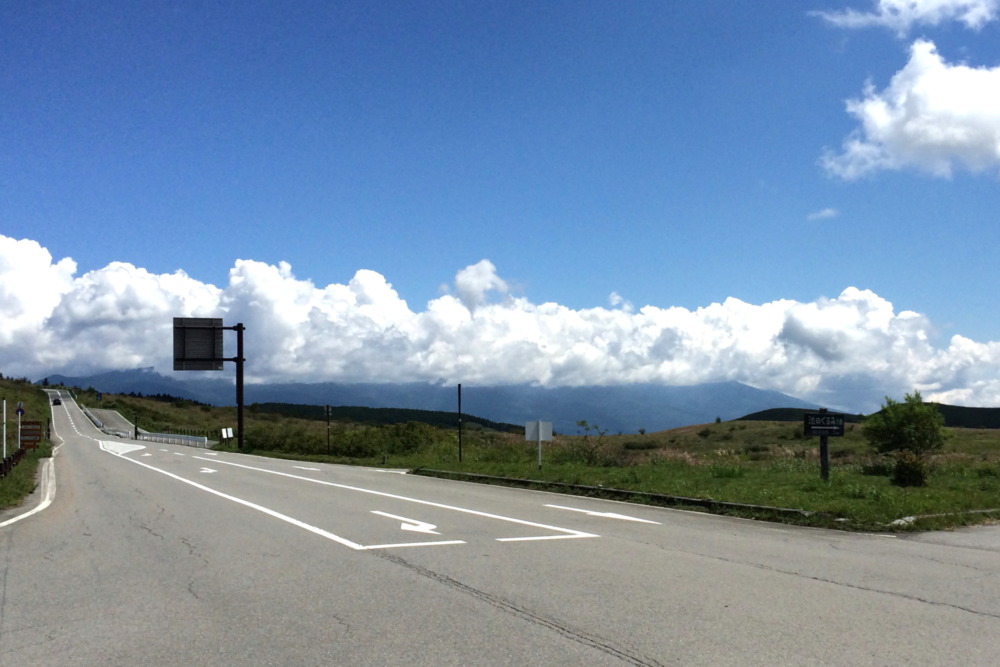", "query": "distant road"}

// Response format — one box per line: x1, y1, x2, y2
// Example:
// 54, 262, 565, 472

2, 395, 999, 665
